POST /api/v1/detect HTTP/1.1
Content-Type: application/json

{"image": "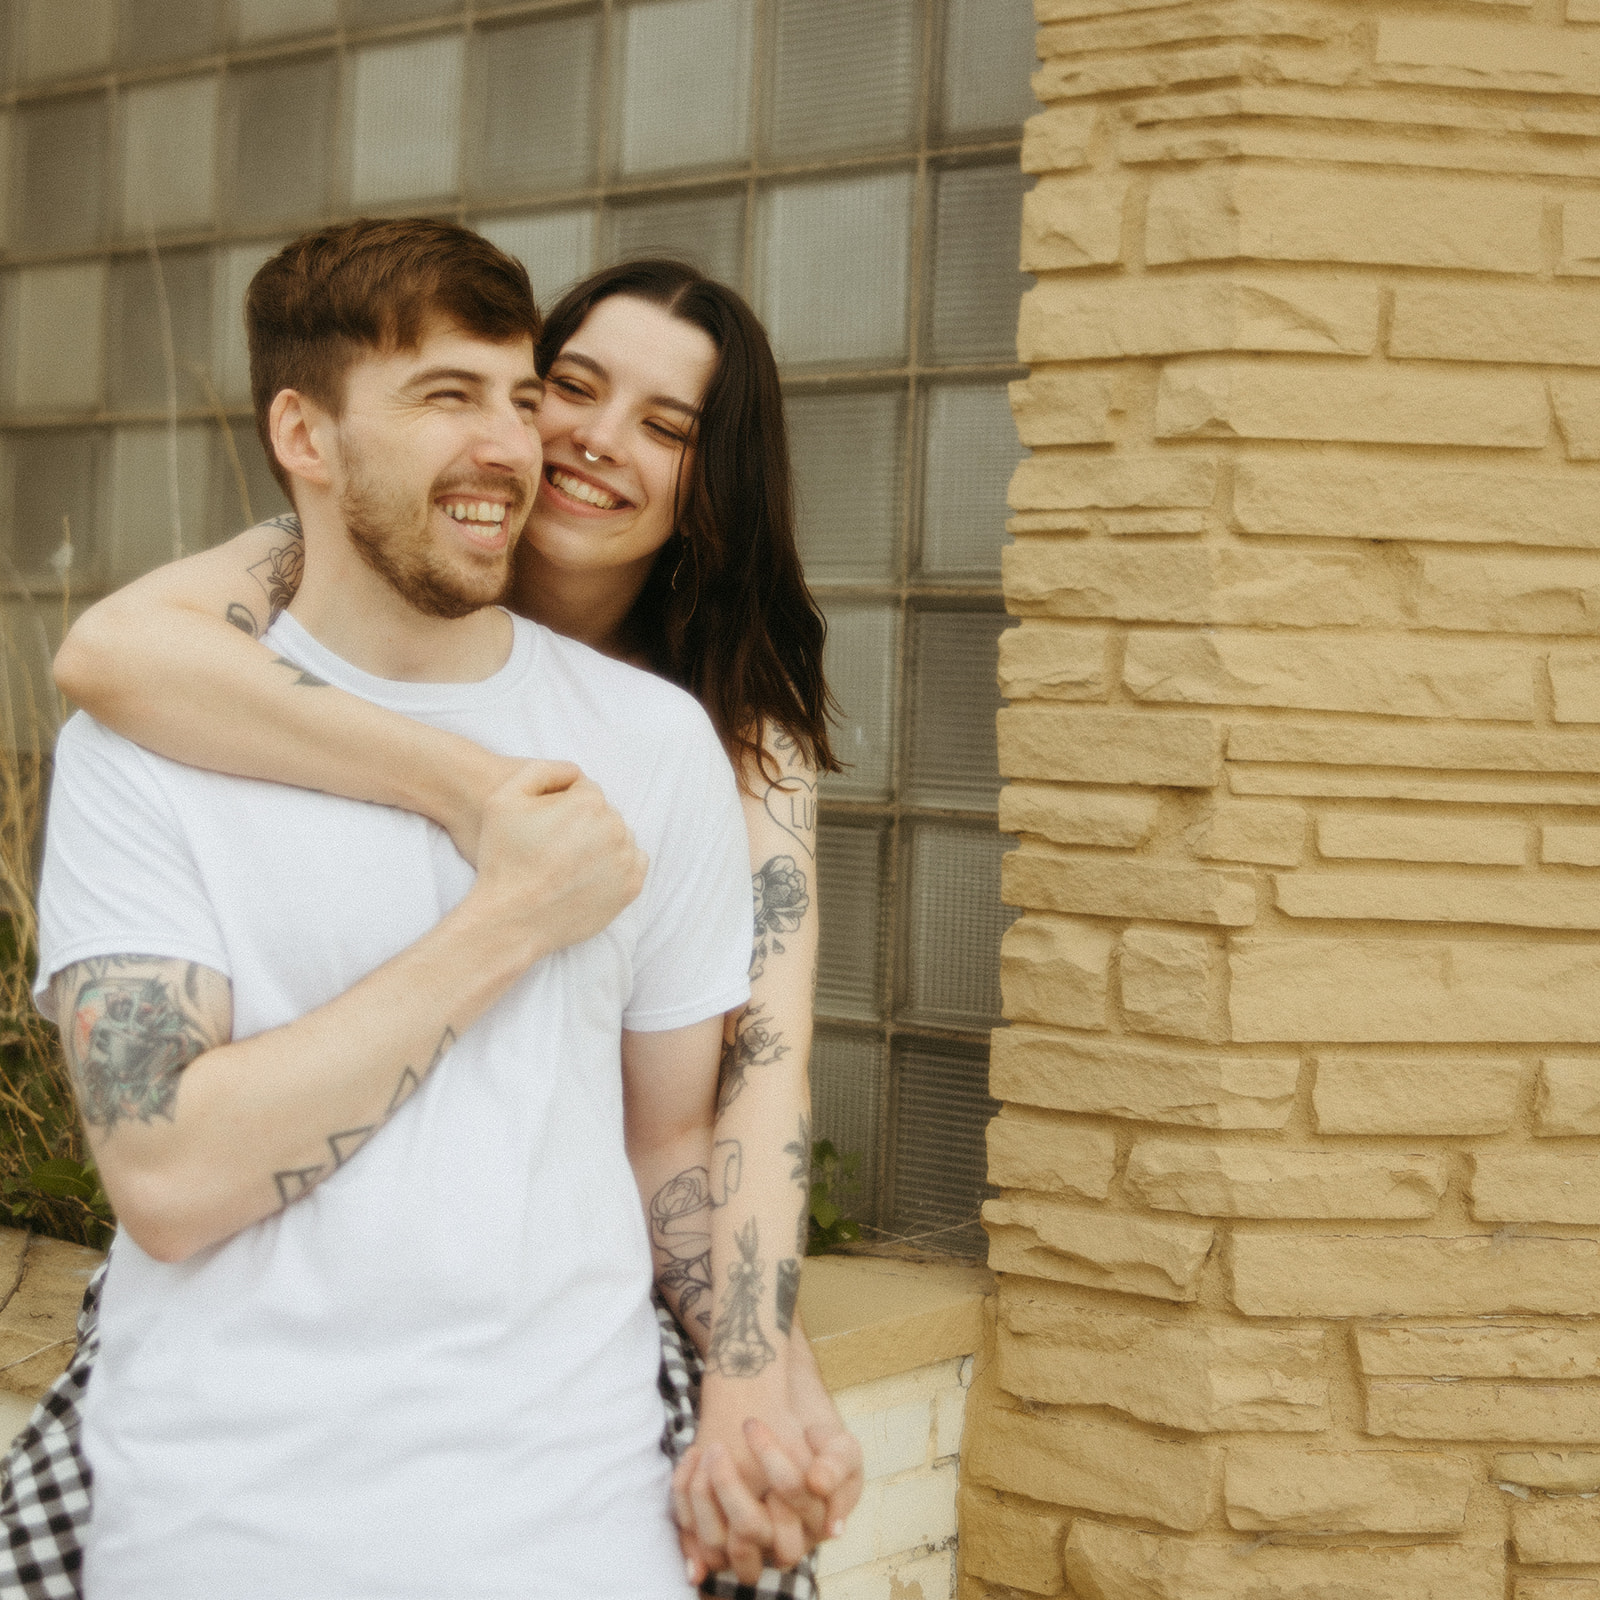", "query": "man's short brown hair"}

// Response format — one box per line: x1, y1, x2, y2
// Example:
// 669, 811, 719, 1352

246, 218, 541, 492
